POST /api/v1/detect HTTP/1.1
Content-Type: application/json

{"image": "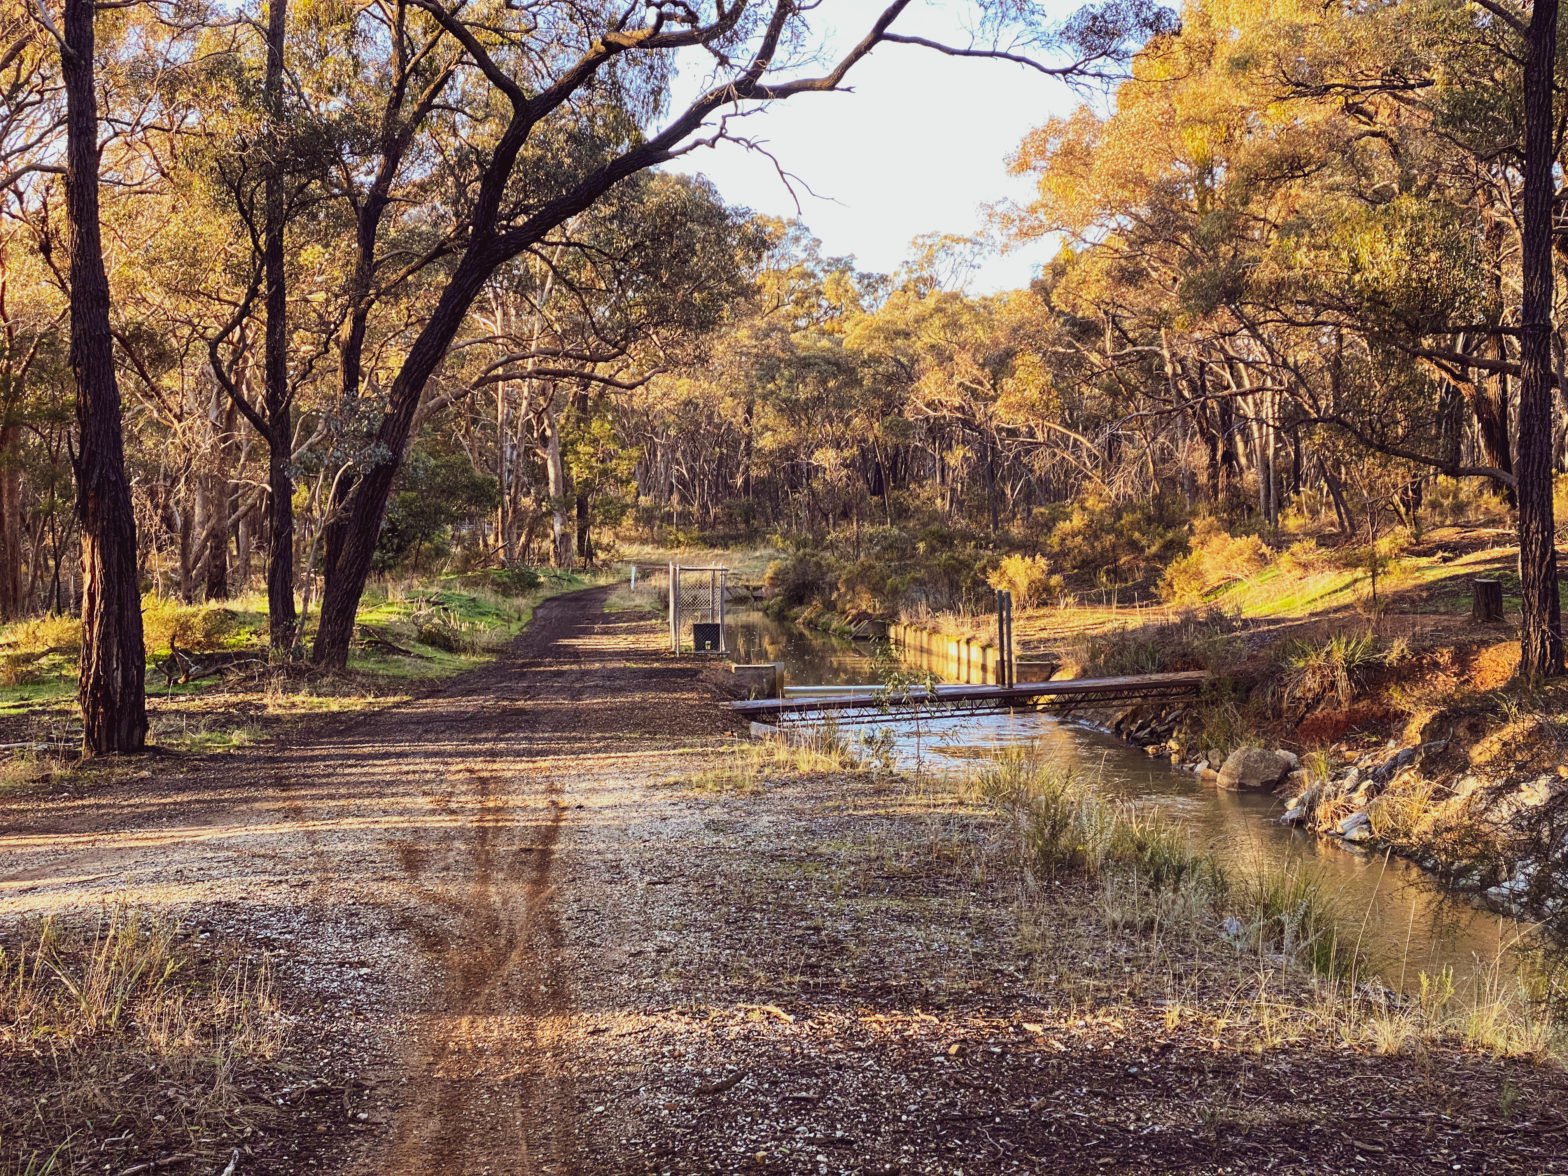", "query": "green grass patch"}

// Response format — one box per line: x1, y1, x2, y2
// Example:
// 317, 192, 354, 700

0, 569, 591, 748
